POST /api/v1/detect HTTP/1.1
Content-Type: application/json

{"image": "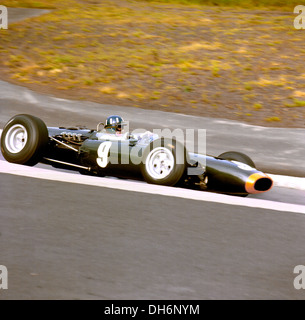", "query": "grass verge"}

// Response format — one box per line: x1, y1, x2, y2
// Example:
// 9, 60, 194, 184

0, 0, 304, 128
